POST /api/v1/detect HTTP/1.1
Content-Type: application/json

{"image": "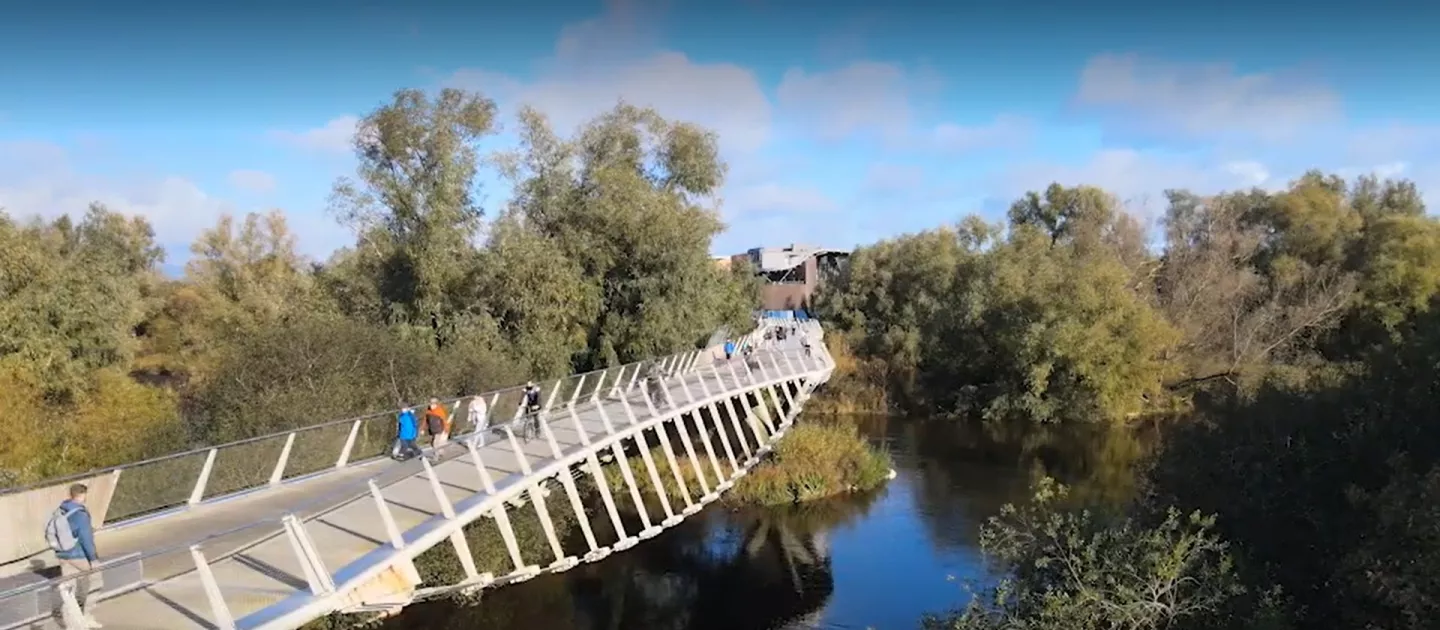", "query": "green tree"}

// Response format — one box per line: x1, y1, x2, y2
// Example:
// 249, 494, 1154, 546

499, 104, 752, 368
327, 88, 500, 348
0, 204, 162, 397
928, 479, 1245, 630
